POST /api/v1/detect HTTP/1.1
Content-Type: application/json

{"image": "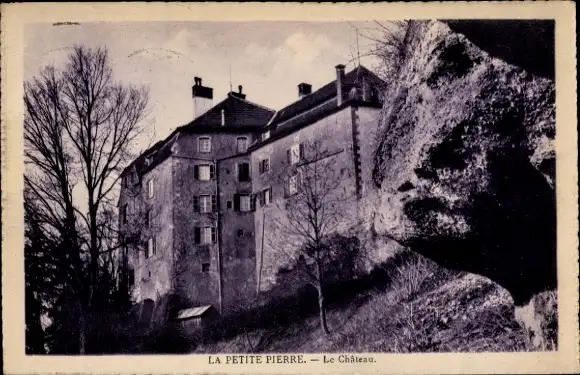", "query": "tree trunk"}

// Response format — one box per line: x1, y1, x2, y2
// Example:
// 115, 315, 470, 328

78, 310, 86, 354
315, 260, 330, 335
317, 287, 330, 336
